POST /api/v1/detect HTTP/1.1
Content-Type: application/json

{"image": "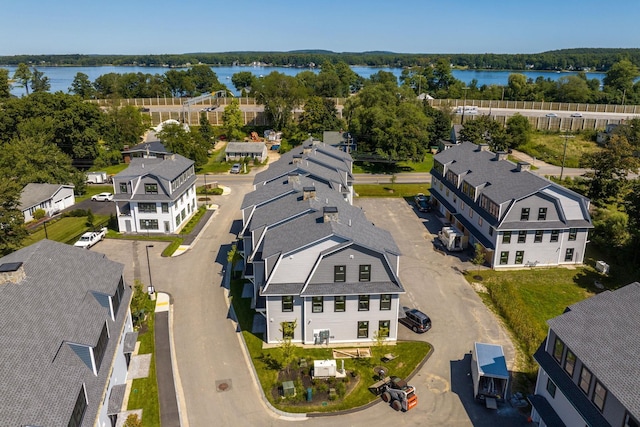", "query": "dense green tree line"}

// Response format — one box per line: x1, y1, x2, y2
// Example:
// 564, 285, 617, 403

3, 48, 640, 71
